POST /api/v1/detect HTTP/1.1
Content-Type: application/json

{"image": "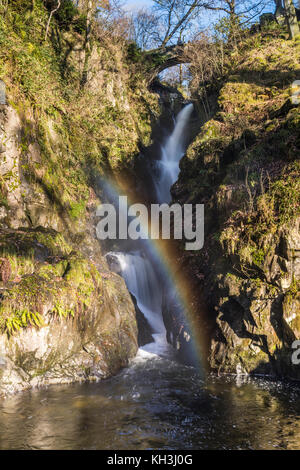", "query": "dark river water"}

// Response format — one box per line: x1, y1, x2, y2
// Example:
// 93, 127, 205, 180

0, 347, 300, 450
